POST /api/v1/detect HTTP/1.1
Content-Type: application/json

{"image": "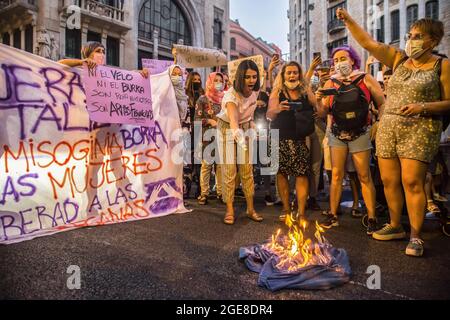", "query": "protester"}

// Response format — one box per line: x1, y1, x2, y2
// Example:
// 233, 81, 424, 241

318, 45, 385, 235
267, 61, 325, 222
195, 72, 225, 204
168, 65, 188, 125
336, 8, 450, 256
216, 60, 263, 225
58, 41, 148, 215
